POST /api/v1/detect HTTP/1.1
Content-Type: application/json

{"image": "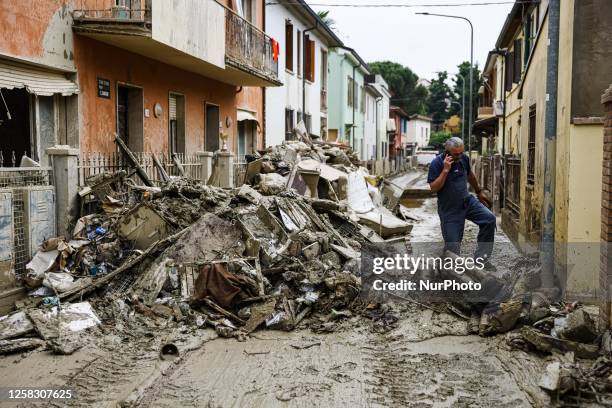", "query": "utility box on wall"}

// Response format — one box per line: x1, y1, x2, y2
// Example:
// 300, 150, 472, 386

23, 187, 56, 258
